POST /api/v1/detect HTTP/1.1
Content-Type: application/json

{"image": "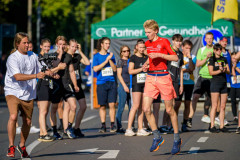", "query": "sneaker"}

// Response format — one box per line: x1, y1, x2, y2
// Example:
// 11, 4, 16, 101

125, 129, 136, 136
110, 125, 117, 133
30, 126, 40, 134
234, 117, 238, 123
236, 127, 240, 134
168, 126, 174, 134
6, 146, 15, 158
181, 124, 189, 132
116, 127, 125, 134
171, 138, 182, 155
158, 126, 169, 134
99, 126, 107, 133
38, 135, 55, 142
16, 145, 30, 158
219, 127, 230, 133
74, 128, 85, 138
137, 129, 151, 136
214, 117, 220, 126
201, 115, 211, 123
209, 126, 219, 133
53, 132, 63, 140
186, 119, 192, 128
149, 137, 165, 152
215, 117, 229, 126
16, 127, 21, 134
66, 128, 76, 139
